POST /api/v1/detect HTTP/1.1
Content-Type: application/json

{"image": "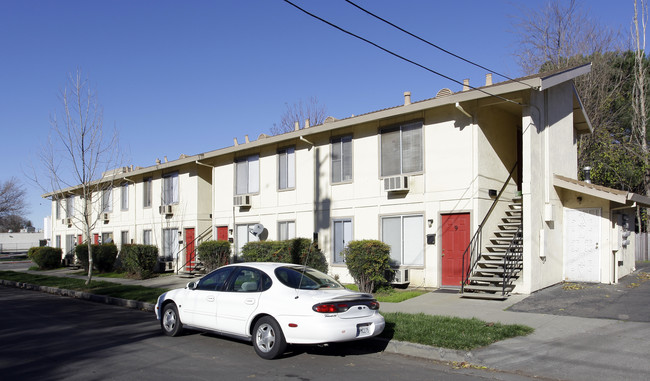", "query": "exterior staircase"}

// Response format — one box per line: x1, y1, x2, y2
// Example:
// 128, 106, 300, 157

461, 197, 523, 300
